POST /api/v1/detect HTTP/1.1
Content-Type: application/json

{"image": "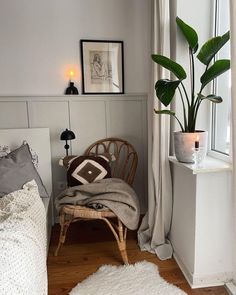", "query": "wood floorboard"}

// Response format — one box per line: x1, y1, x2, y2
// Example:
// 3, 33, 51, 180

48, 221, 228, 295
